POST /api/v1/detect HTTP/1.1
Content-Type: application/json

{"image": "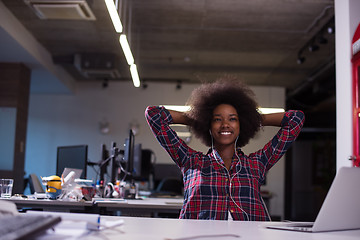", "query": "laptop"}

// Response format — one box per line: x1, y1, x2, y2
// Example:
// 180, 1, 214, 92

62, 168, 83, 180
266, 167, 360, 232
